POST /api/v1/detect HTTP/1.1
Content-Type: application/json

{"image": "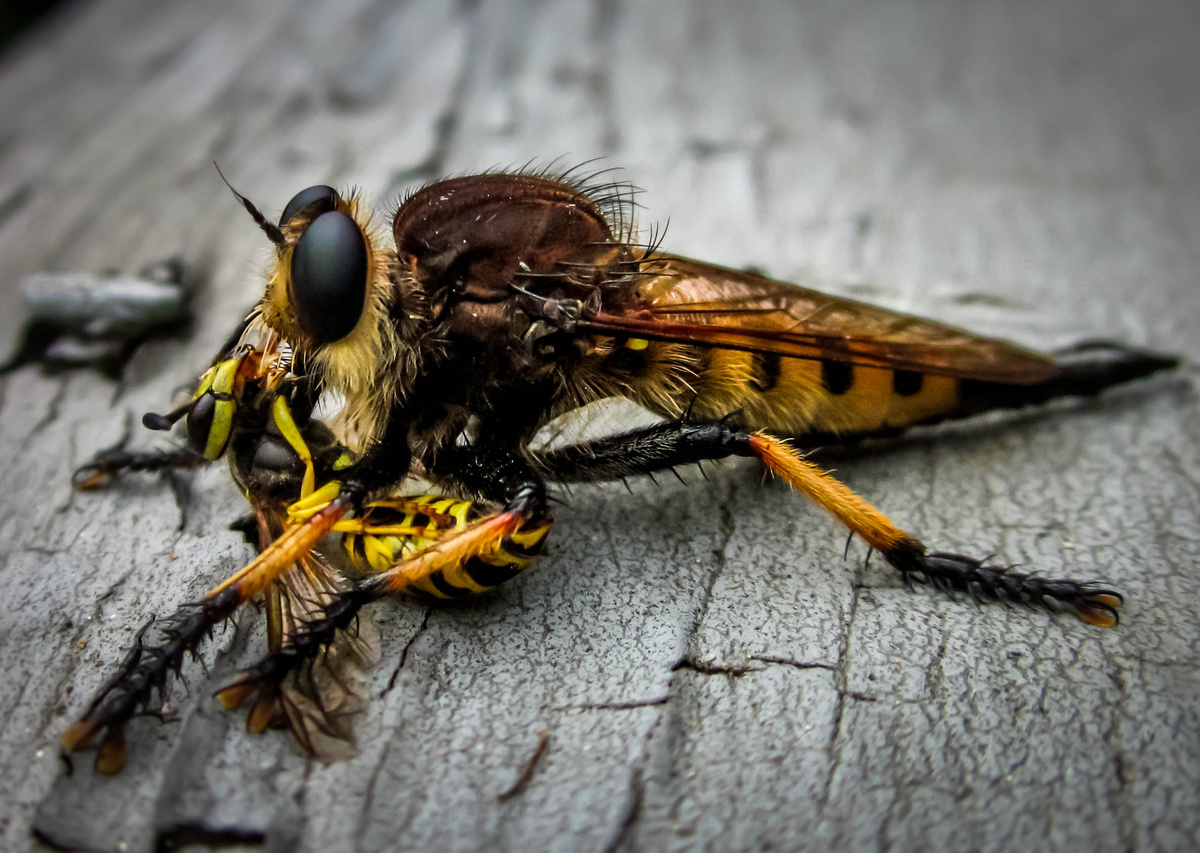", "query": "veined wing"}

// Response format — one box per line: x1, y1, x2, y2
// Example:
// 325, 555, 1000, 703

584, 255, 1059, 385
